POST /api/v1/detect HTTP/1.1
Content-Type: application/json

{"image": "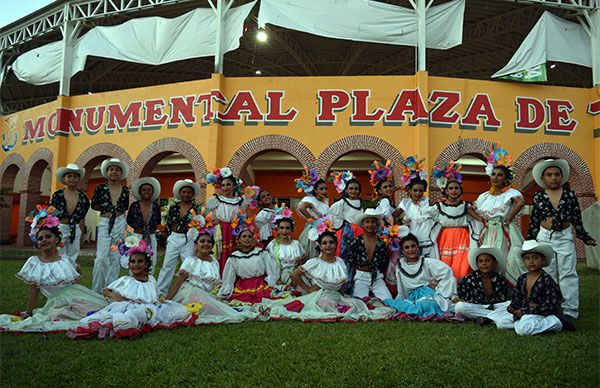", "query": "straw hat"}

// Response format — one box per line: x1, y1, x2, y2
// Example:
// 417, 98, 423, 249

100, 158, 129, 179
354, 208, 383, 225
518, 240, 555, 266
55, 163, 84, 183
532, 159, 569, 188
132, 177, 161, 201
173, 179, 200, 200
468, 245, 507, 274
